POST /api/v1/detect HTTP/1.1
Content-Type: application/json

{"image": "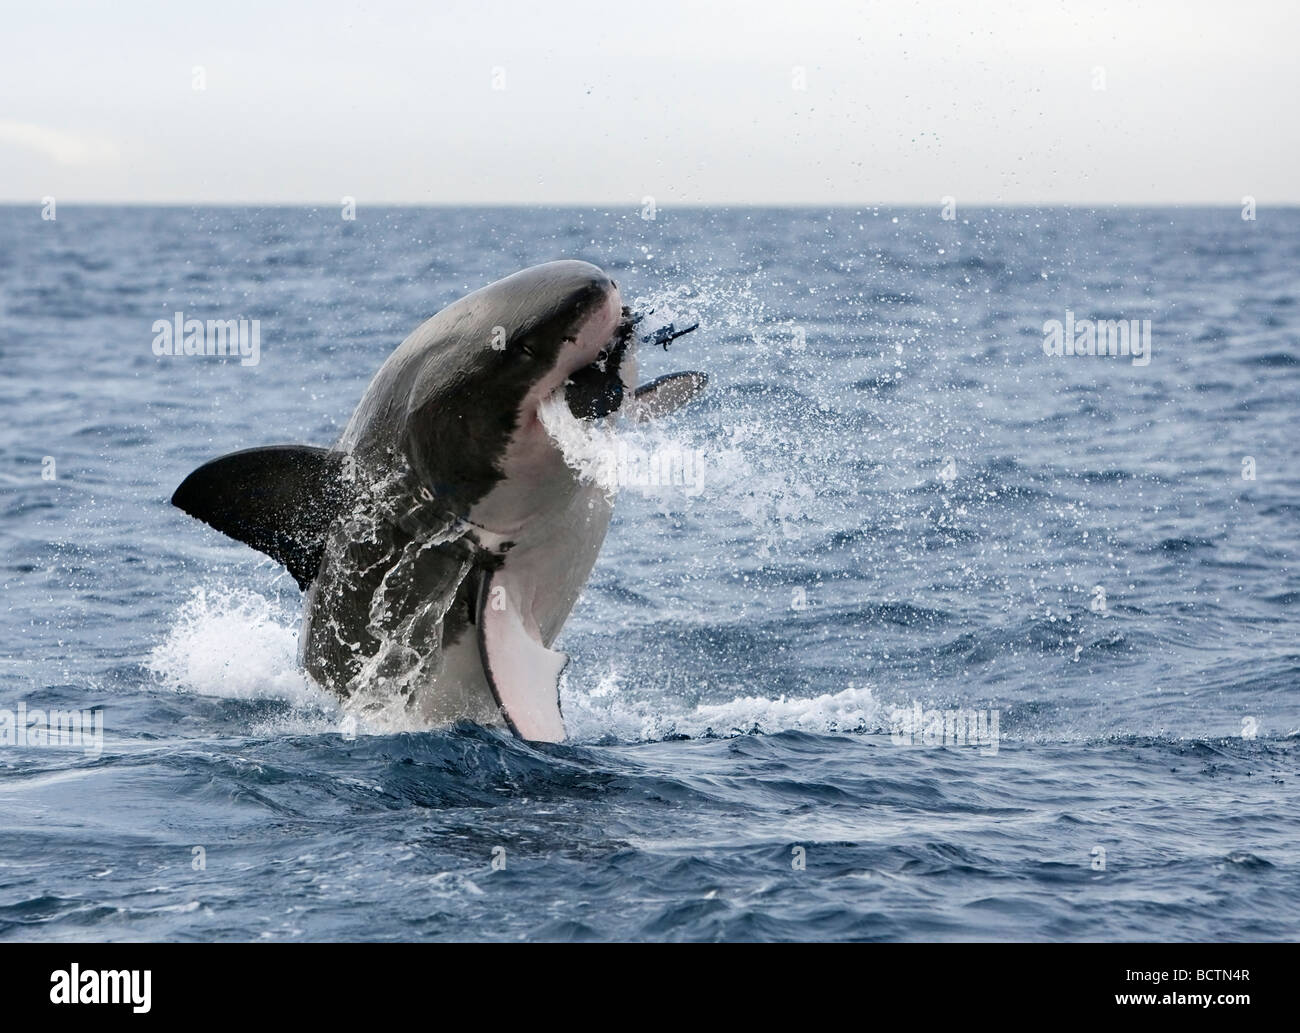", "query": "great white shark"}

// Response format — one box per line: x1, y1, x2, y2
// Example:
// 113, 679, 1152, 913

172, 261, 705, 742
